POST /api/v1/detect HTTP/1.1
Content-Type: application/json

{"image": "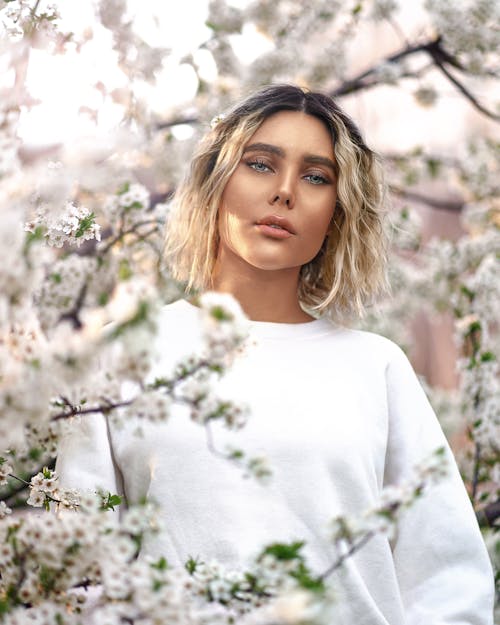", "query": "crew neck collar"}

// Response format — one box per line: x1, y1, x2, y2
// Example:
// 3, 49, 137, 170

170, 298, 337, 340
